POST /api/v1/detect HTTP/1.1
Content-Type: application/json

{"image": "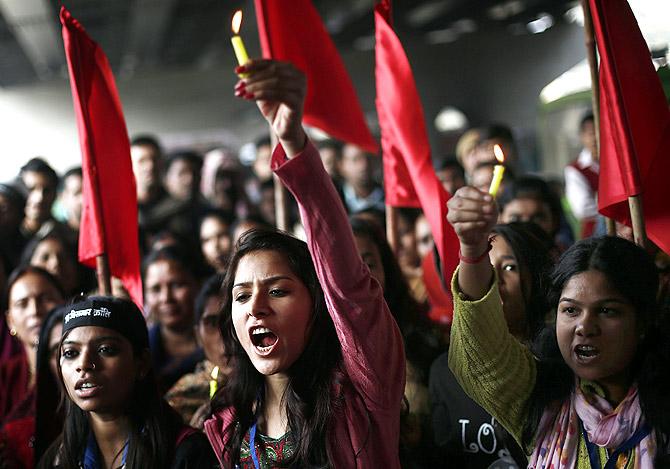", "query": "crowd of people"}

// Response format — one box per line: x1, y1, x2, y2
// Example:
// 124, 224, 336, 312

0, 58, 669, 469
